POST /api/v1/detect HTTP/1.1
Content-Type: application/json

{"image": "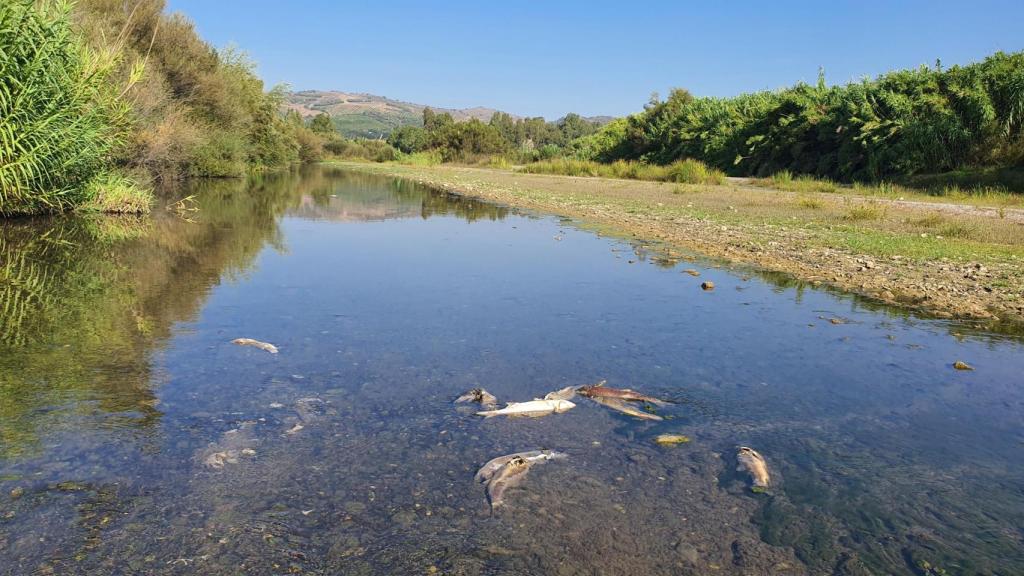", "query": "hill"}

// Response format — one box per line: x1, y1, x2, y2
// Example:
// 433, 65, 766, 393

284, 90, 511, 138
